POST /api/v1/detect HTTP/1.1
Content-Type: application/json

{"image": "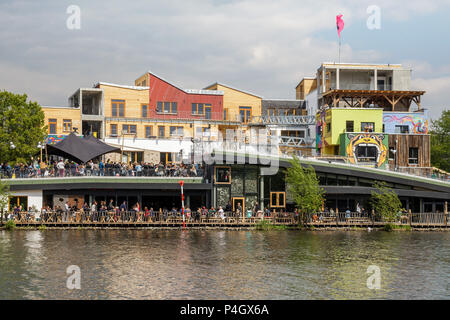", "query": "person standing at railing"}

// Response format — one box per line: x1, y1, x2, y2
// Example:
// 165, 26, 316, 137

218, 206, 224, 221
57, 160, 65, 177
99, 160, 104, 176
